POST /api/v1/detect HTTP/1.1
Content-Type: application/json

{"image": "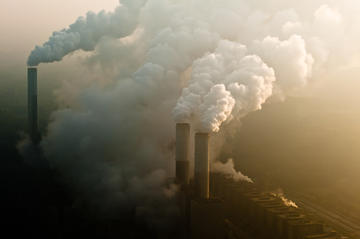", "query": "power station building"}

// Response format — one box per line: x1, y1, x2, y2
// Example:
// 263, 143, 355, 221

174, 123, 348, 239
